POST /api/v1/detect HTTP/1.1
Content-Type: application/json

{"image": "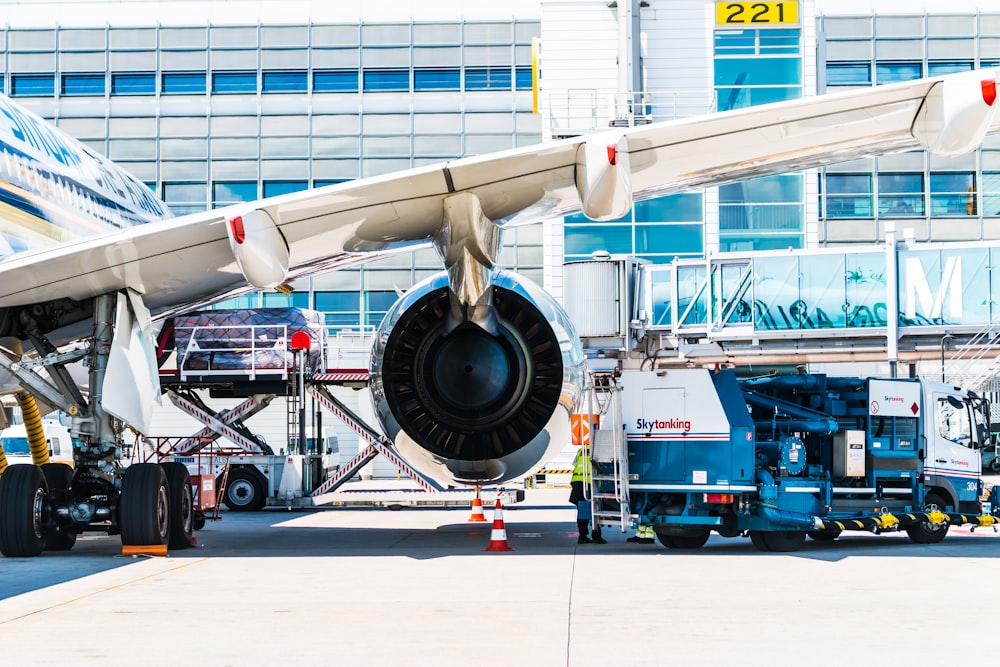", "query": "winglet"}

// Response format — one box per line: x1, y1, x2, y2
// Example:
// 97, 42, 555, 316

224, 209, 290, 288
912, 73, 999, 157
